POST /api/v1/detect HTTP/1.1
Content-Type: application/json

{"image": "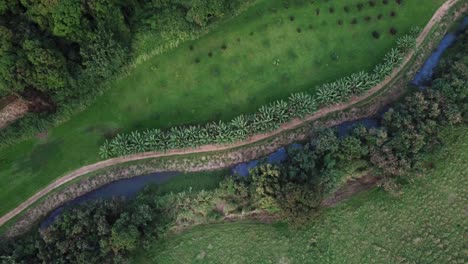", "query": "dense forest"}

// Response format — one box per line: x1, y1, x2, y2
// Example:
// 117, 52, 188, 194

0, 0, 246, 109
1, 29, 466, 264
